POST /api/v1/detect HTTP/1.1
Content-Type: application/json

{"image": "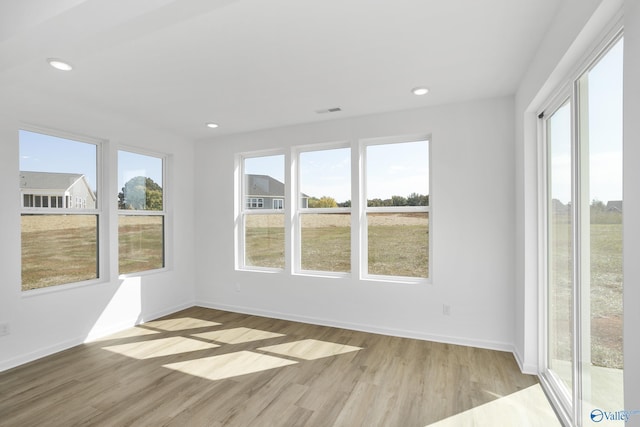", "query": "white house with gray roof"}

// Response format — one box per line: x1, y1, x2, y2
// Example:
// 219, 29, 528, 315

20, 171, 96, 209
245, 174, 308, 209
